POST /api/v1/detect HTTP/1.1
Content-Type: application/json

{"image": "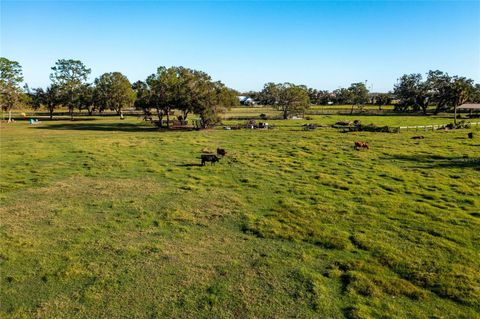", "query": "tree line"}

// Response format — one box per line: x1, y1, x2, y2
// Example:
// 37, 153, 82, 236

250, 74, 480, 118
1, 56, 480, 125
0, 58, 238, 127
